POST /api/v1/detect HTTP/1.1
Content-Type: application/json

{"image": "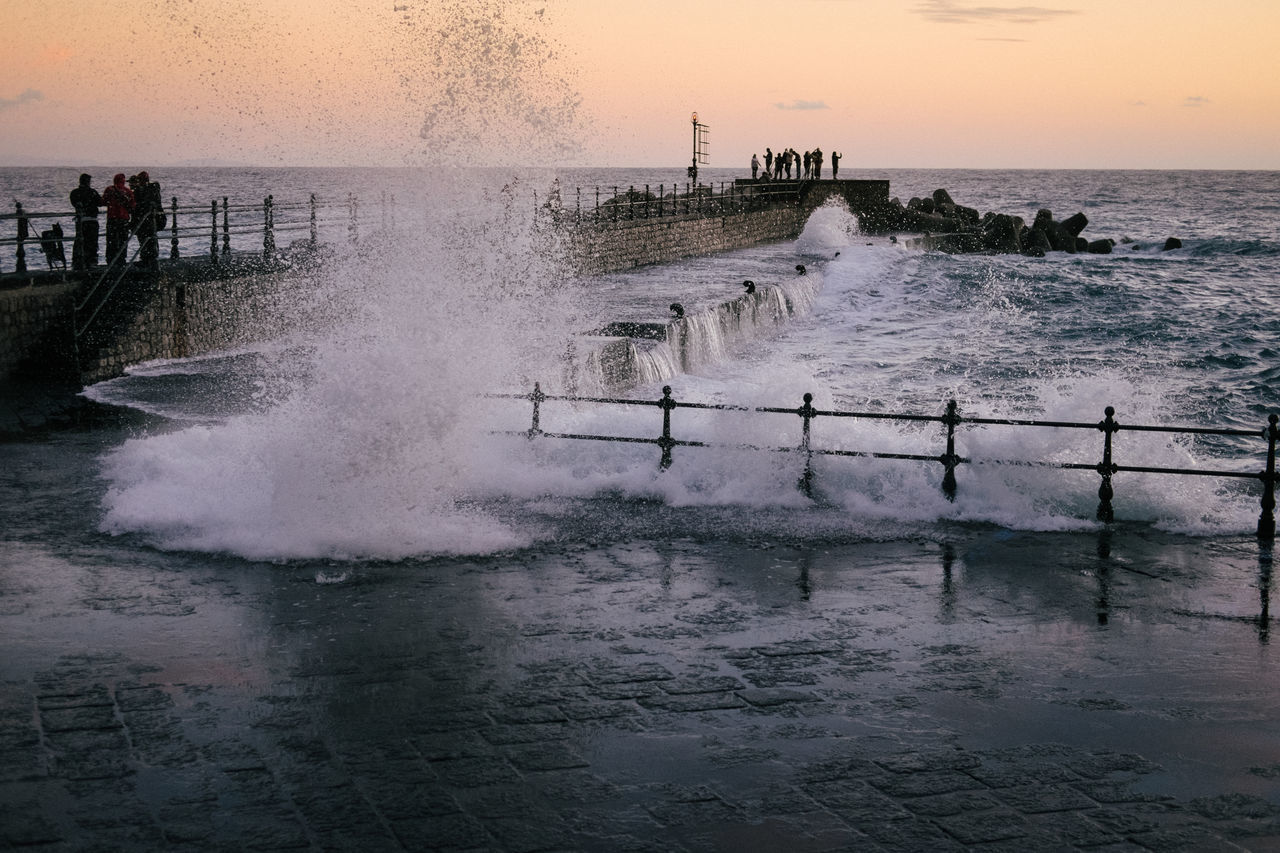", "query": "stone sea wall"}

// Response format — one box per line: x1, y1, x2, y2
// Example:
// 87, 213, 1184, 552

1, 269, 314, 387
0, 283, 77, 383
563, 206, 807, 276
